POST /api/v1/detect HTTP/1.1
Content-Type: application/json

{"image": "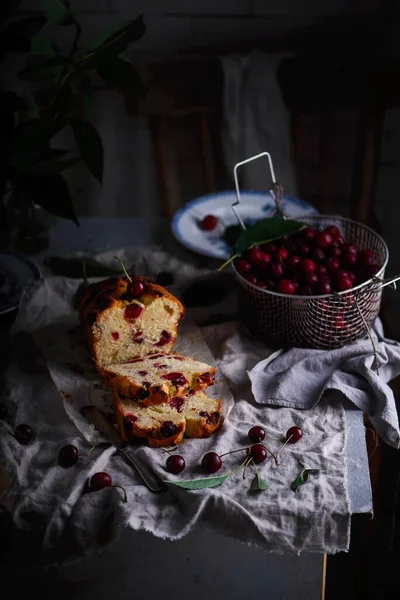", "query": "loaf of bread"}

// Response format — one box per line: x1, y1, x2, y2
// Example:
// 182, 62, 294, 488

113, 389, 222, 447
103, 354, 215, 406
79, 276, 184, 372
